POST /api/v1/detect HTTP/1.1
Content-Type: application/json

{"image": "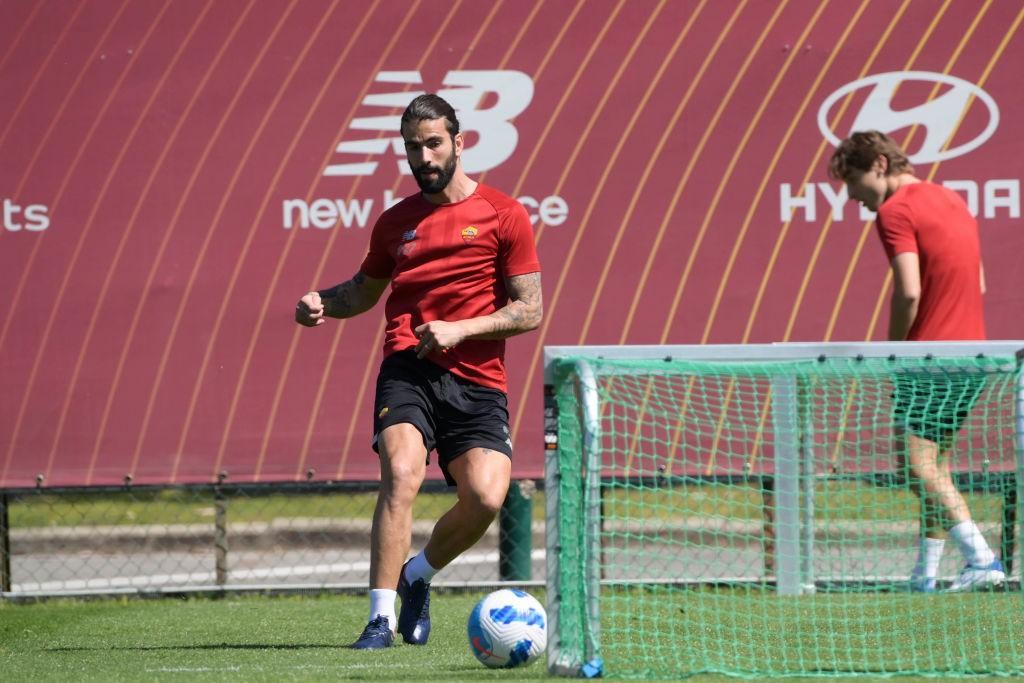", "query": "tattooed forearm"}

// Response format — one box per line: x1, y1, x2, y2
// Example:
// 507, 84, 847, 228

504, 272, 543, 329
318, 272, 385, 319
470, 272, 543, 339
492, 301, 539, 332
321, 287, 354, 318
